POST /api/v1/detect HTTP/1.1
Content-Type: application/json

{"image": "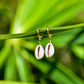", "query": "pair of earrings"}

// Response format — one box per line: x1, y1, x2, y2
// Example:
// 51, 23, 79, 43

35, 27, 55, 60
